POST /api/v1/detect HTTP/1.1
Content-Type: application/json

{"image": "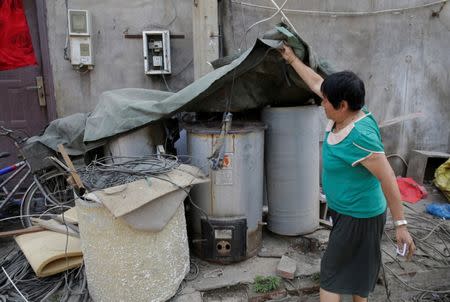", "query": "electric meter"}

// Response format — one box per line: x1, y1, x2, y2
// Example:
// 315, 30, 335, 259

143, 31, 171, 75
68, 9, 94, 69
